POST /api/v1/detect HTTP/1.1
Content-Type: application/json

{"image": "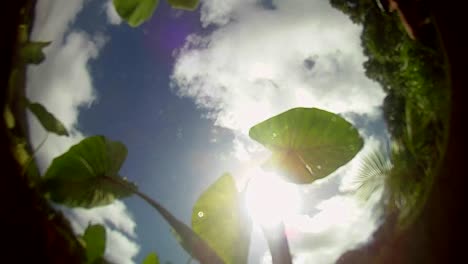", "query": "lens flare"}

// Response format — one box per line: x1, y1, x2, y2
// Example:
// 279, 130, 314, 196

245, 168, 301, 227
